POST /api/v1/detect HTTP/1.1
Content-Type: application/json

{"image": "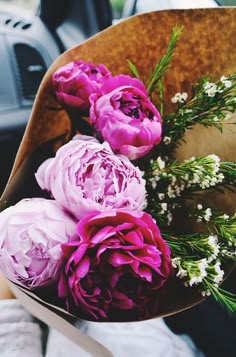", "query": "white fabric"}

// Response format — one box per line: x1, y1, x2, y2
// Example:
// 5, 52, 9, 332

0, 300, 42, 357
46, 319, 202, 357
0, 300, 203, 357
